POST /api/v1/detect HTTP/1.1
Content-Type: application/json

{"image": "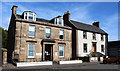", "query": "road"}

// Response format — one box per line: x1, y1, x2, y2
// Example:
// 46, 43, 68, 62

2, 62, 120, 71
